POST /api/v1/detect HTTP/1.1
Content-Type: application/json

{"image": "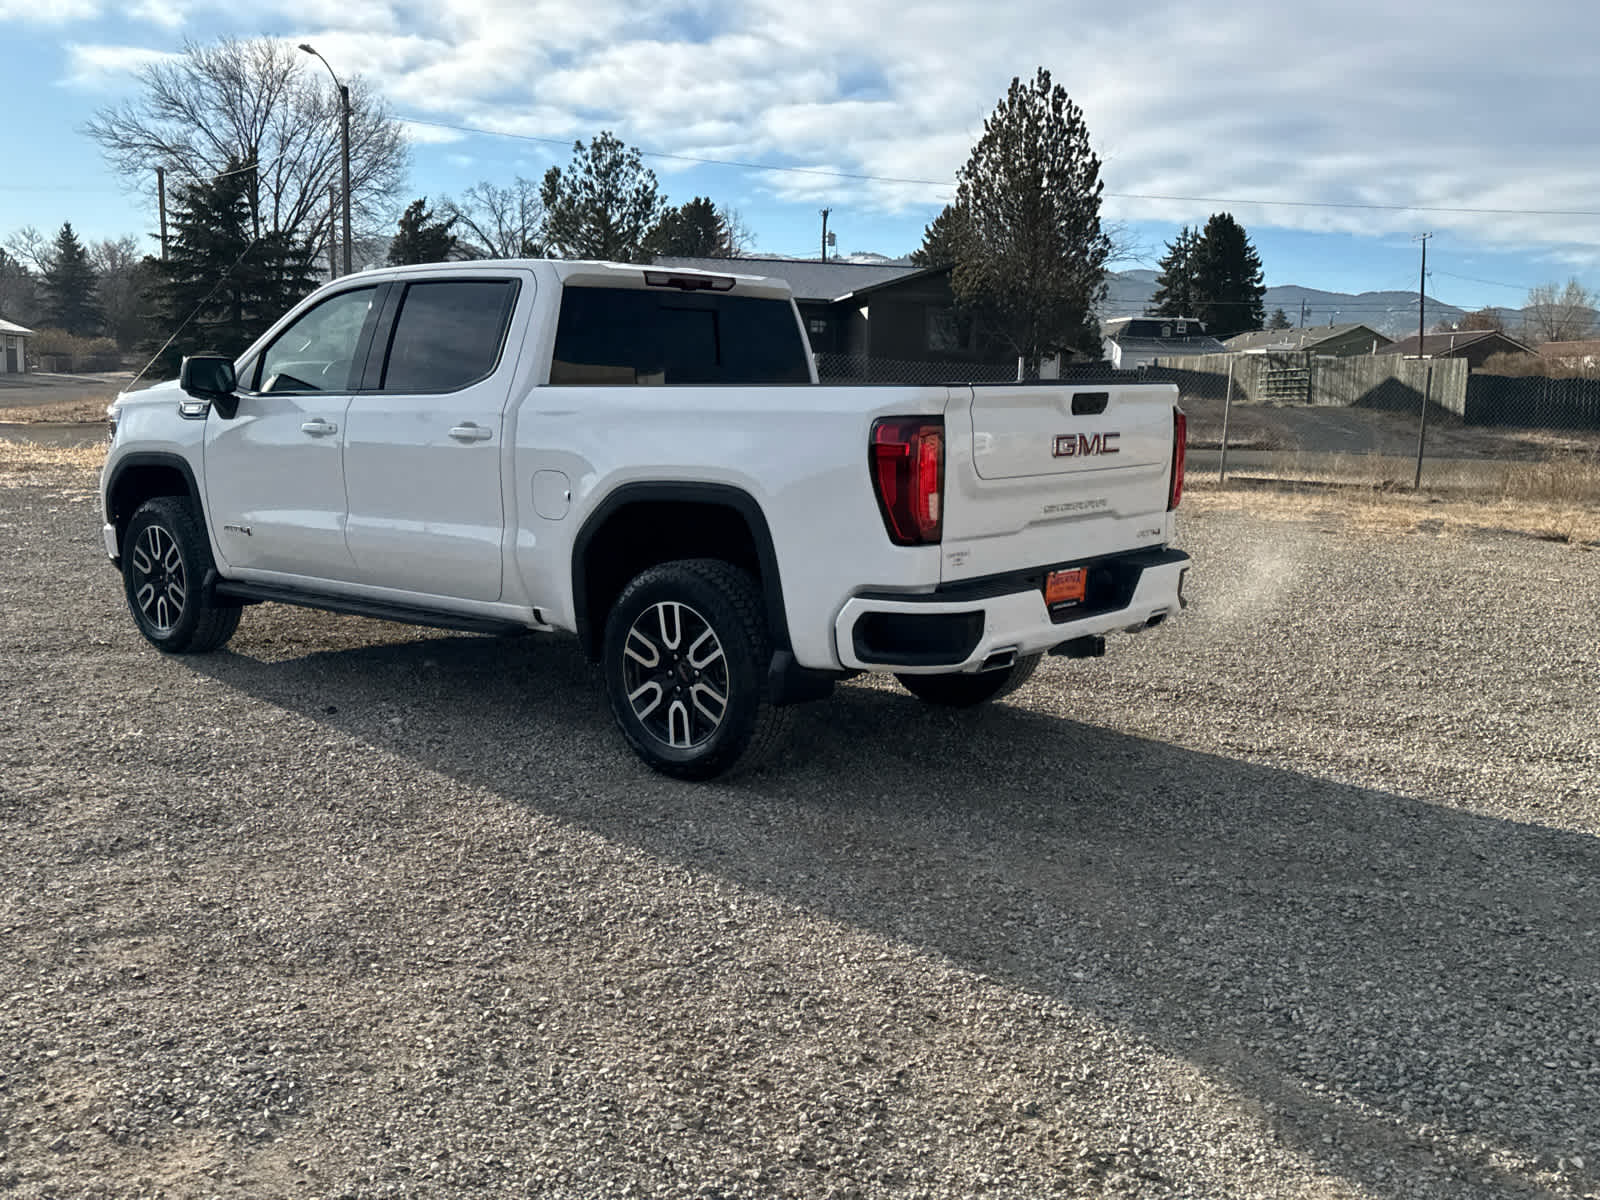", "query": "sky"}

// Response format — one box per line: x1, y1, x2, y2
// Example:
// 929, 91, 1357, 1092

3, 0, 1600, 315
